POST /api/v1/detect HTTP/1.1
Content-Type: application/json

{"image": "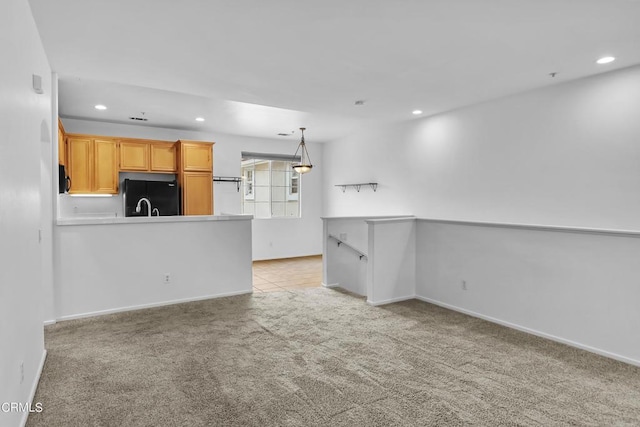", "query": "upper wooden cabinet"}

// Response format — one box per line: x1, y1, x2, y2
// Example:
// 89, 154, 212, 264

66, 135, 118, 194
67, 136, 93, 193
178, 141, 212, 172
119, 140, 176, 172
58, 119, 66, 166
150, 143, 177, 172
119, 141, 149, 171
93, 139, 118, 194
